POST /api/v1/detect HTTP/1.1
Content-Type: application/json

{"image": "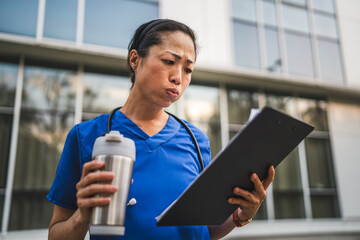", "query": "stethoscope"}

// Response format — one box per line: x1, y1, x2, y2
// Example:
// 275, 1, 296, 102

107, 107, 204, 172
